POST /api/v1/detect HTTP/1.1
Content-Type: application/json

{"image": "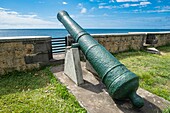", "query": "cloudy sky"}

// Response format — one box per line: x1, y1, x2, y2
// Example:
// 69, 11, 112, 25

0, 0, 170, 29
